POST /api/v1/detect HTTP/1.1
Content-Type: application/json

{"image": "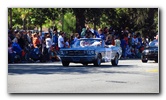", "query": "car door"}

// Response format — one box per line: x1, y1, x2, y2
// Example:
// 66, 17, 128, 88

102, 41, 111, 62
